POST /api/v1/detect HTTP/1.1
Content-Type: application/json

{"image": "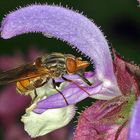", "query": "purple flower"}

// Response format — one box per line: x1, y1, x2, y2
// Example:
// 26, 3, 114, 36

74, 52, 140, 140
0, 4, 139, 139
128, 97, 140, 140
1, 4, 121, 110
